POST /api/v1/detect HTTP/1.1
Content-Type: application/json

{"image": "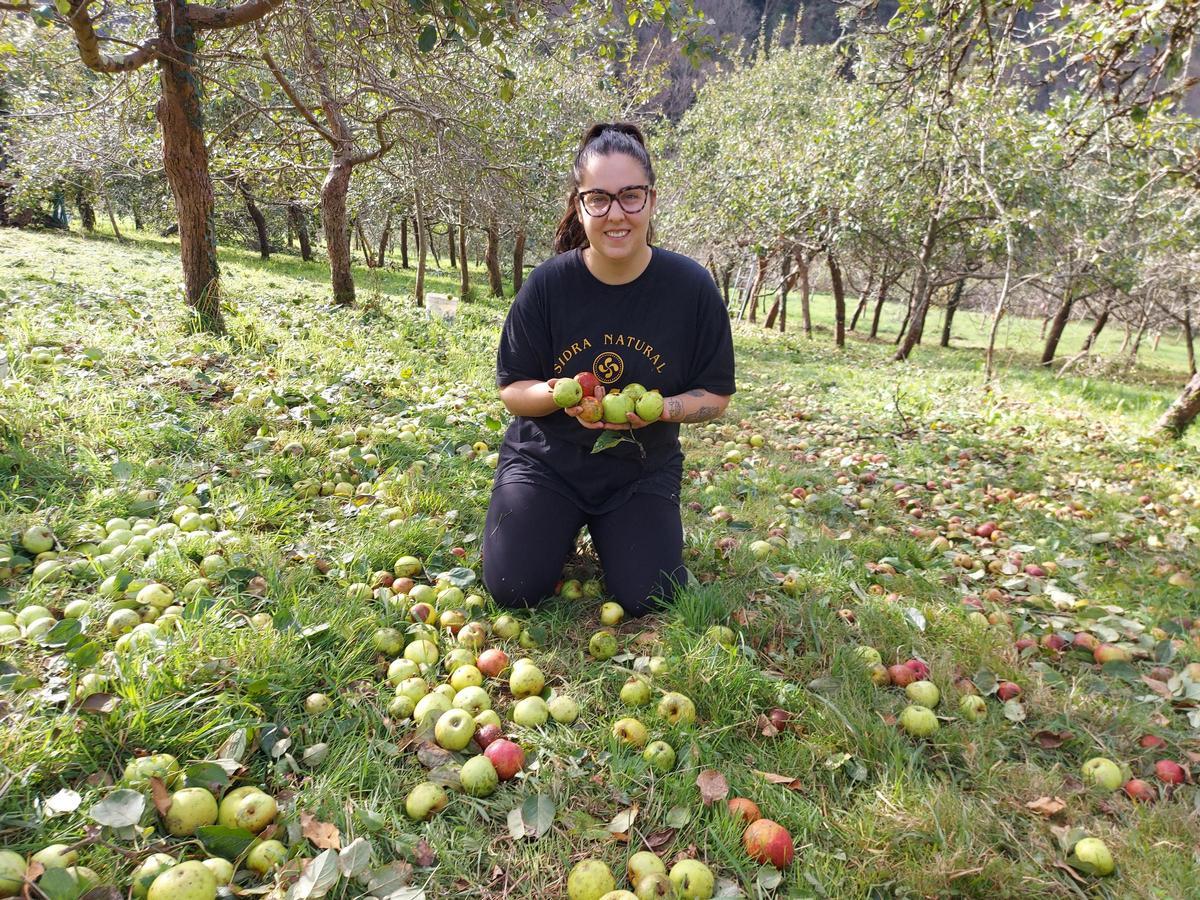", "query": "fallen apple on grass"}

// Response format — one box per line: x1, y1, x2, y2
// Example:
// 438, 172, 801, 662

460, 755, 499, 797
742, 818, 794, 868
405, 782, 448, 820
899, 705, 939, 737
1070, 837, 1114, 876
1081, 757, 1124, 792
483, 739, 525, 780
727, 797, 761, 824
668, 859, 715, 899
627, 851, 666, 886
1154, 760, 1186, 785
147, 860, 216, 900
567, 859, 615, 900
